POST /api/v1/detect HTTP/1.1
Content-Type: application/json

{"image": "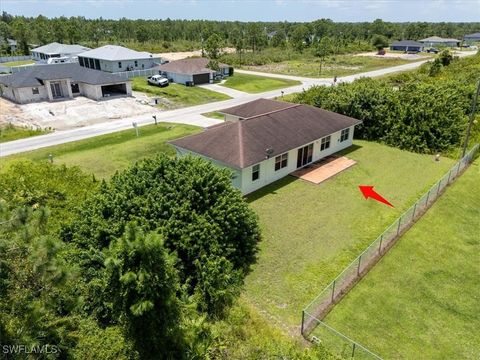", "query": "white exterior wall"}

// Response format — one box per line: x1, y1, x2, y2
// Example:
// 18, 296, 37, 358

240, 125, 355, 194
15, 86, 49, 103
79, 83, 102, 100
92, 58, 160, 72
173, 147, 243, 189
162, 71, 193, 85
